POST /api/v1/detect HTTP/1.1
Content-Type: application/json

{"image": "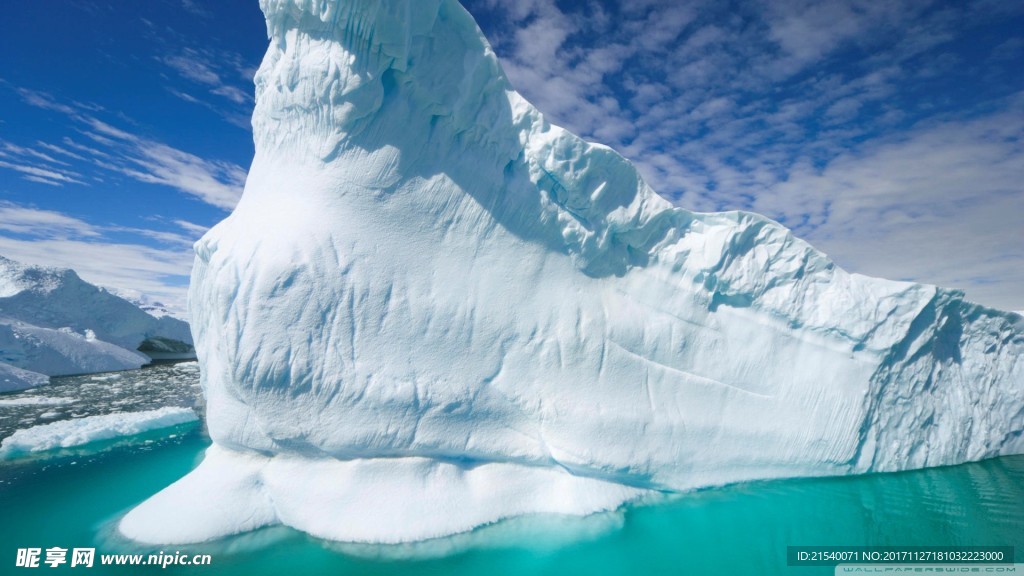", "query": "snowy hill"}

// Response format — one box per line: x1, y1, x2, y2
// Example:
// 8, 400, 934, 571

121, 0, 1023, 545
0, 256, 194, 391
